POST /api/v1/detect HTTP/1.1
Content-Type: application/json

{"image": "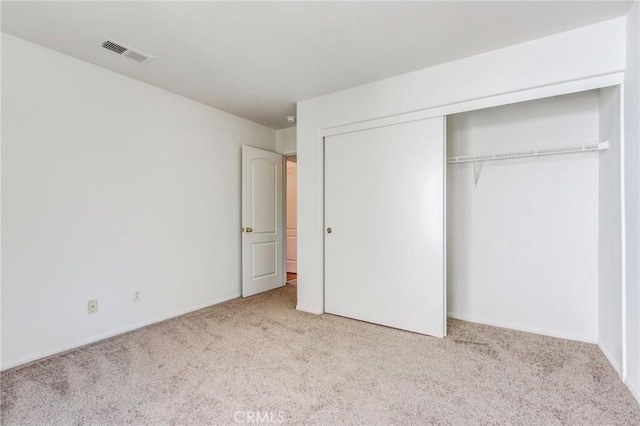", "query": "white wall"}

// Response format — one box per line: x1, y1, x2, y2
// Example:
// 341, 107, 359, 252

447, 91, 600, 343
297, 17, 626, 314
625, 0, 640, 402
1, 34, 276, 369
276, 127, 297, 154
599, 86, 624, 372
